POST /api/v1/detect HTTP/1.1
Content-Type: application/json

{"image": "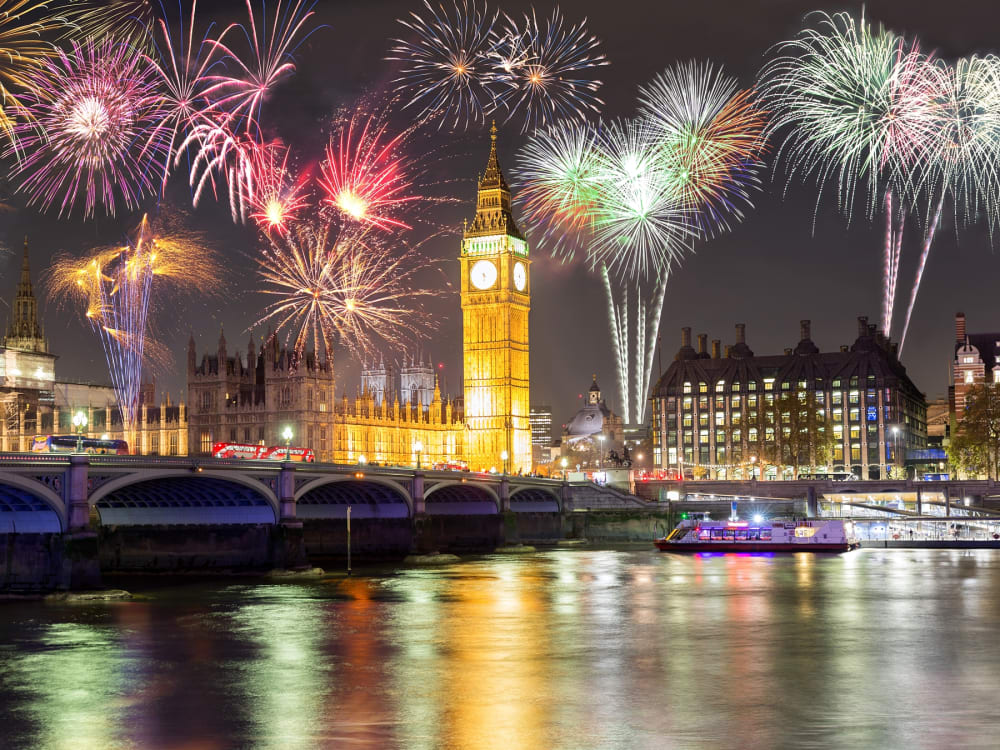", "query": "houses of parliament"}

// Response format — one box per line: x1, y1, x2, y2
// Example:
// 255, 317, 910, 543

187, 128, 533, 473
